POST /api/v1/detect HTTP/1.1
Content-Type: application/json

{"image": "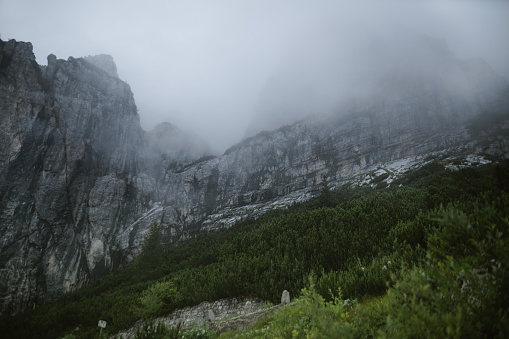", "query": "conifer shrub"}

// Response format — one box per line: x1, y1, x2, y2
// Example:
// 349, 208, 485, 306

134, 320, 180, 339
134, 280, 177, 319
220, 191, 509, 338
